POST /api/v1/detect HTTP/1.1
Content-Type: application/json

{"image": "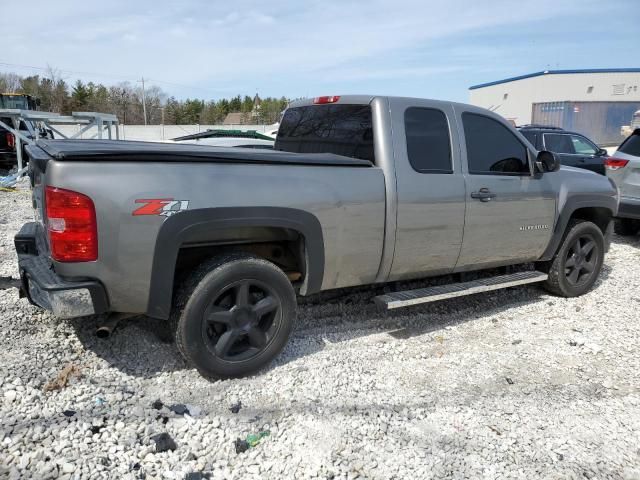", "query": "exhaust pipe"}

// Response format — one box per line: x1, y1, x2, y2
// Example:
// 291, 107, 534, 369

96, 313, 134, 339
